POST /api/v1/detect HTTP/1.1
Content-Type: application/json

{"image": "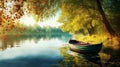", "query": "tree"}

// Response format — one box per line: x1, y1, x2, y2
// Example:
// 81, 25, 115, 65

0, 0, 120, 37
58, 0, 120, 37
96, 0, 117, 36
0, 0, 60, 33
101, 0, 120, 36
58, 0, 104, 35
